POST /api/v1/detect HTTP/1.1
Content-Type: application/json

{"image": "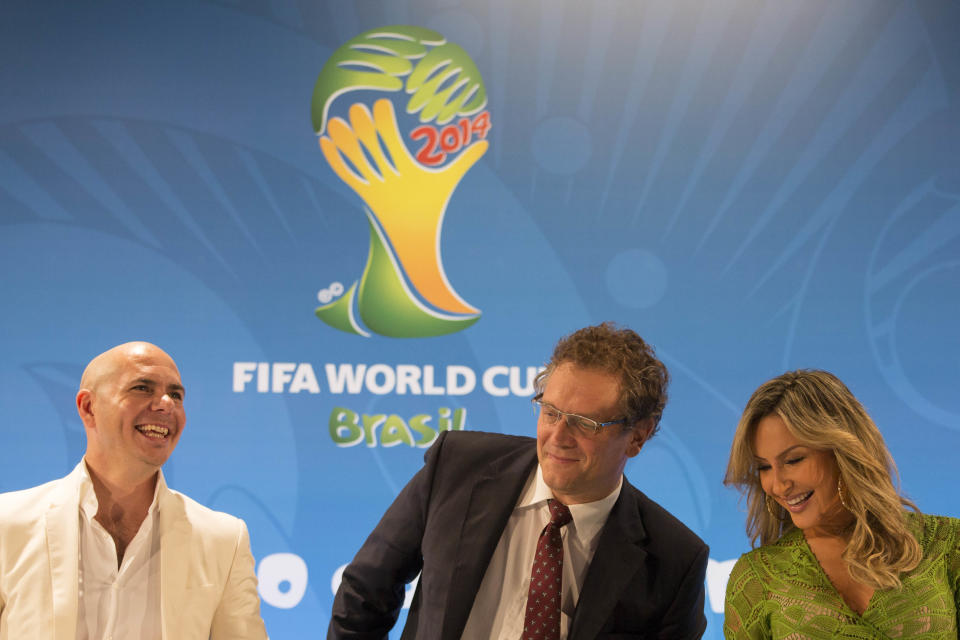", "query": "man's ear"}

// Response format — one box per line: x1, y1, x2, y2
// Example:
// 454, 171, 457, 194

76, 389, 95, 429
625, 418, 654, 458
